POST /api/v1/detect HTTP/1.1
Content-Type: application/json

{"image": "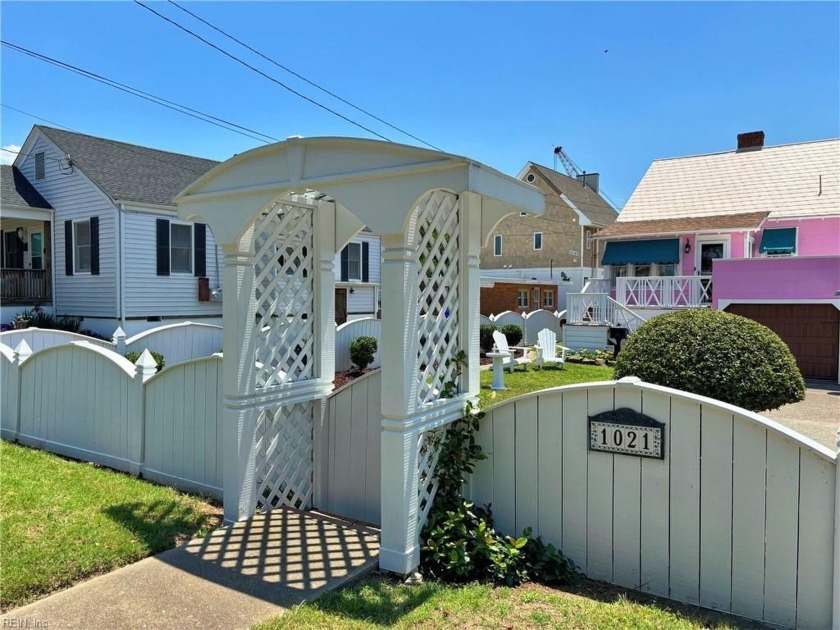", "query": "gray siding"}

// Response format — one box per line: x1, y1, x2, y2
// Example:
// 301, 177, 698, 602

122, 212, 222, 318
21, 135, 117, 317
